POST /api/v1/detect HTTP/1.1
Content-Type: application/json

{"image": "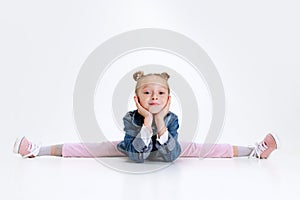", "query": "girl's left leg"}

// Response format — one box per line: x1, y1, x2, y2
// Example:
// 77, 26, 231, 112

62, 141, 125, 157
13, 137, 125, 158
